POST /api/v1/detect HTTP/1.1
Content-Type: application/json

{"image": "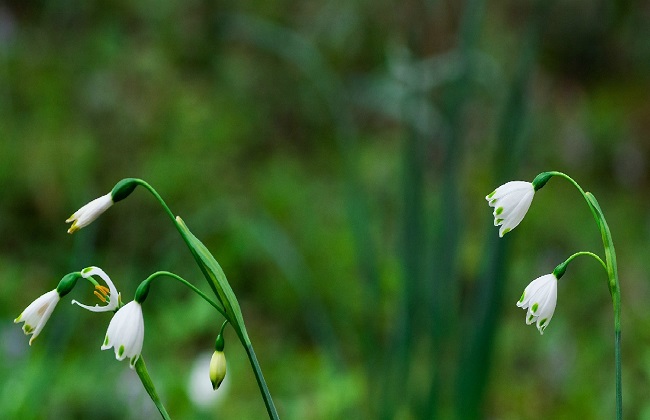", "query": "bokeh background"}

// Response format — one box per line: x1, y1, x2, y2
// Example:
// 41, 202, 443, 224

1, 0, 650, 418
